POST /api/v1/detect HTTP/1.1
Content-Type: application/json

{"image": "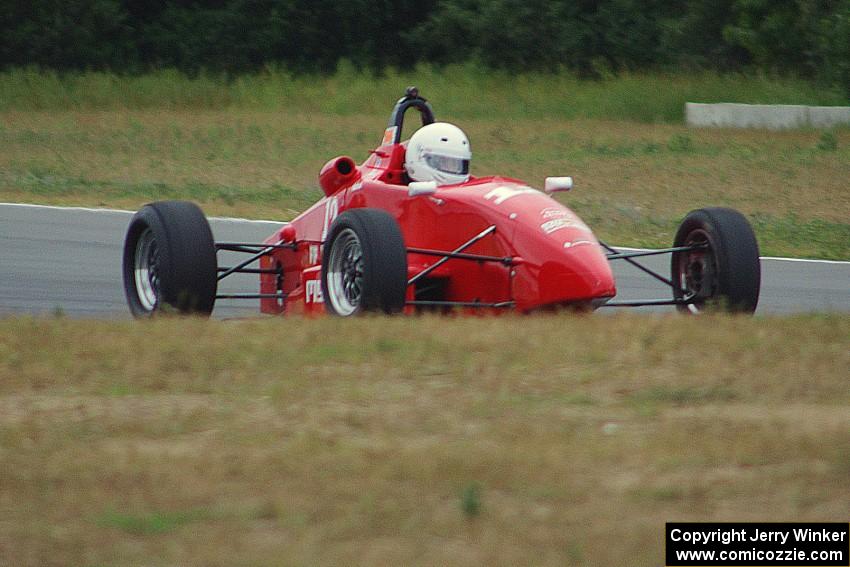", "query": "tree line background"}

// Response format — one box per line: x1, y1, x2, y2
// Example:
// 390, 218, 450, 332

1, 0, 849, 95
